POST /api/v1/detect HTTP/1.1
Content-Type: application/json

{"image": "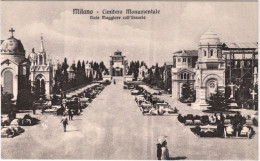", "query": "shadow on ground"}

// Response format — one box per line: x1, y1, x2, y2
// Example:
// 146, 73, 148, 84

168, 156, 187, 160
66, 130, 80, 132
